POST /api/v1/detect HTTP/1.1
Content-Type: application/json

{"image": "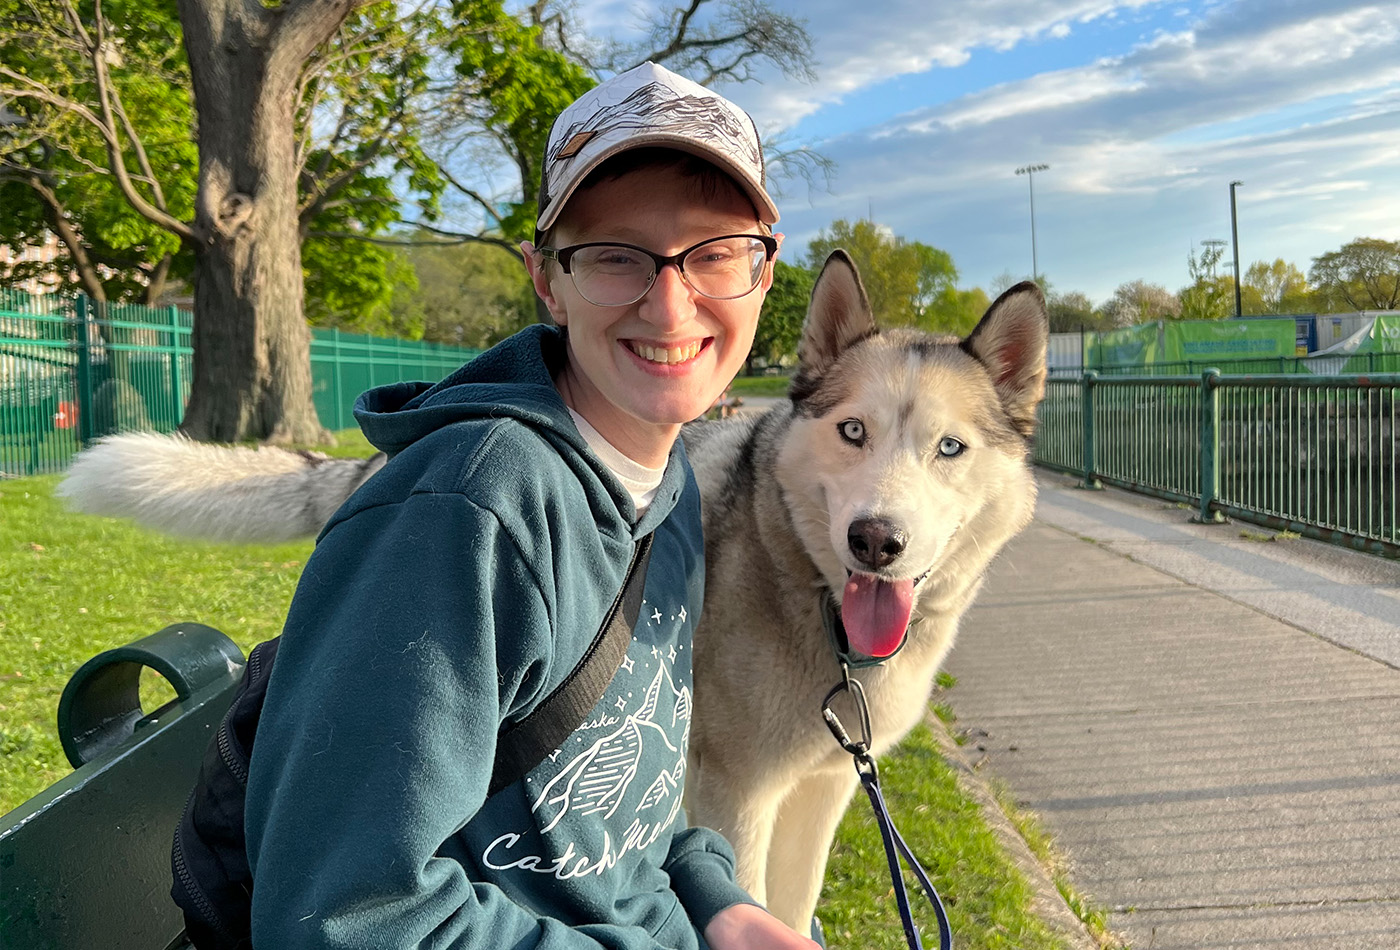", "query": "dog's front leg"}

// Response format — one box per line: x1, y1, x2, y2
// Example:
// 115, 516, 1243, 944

764, 767, 859, 931
686, 760, 783, 906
